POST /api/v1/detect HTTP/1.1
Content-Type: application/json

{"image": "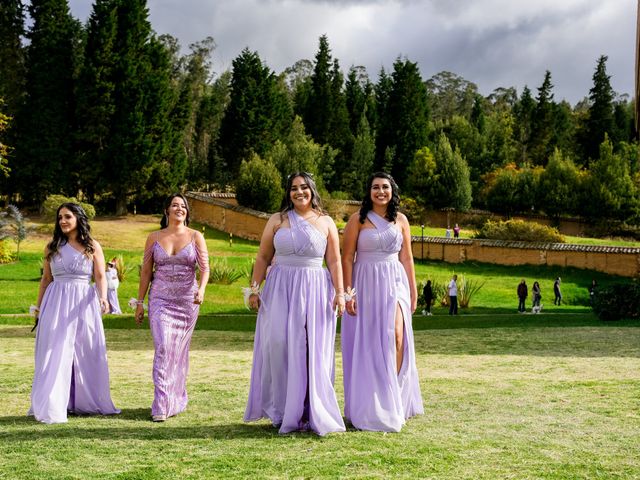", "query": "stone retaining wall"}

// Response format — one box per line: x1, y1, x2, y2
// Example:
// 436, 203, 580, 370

187, 192, 640, 278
